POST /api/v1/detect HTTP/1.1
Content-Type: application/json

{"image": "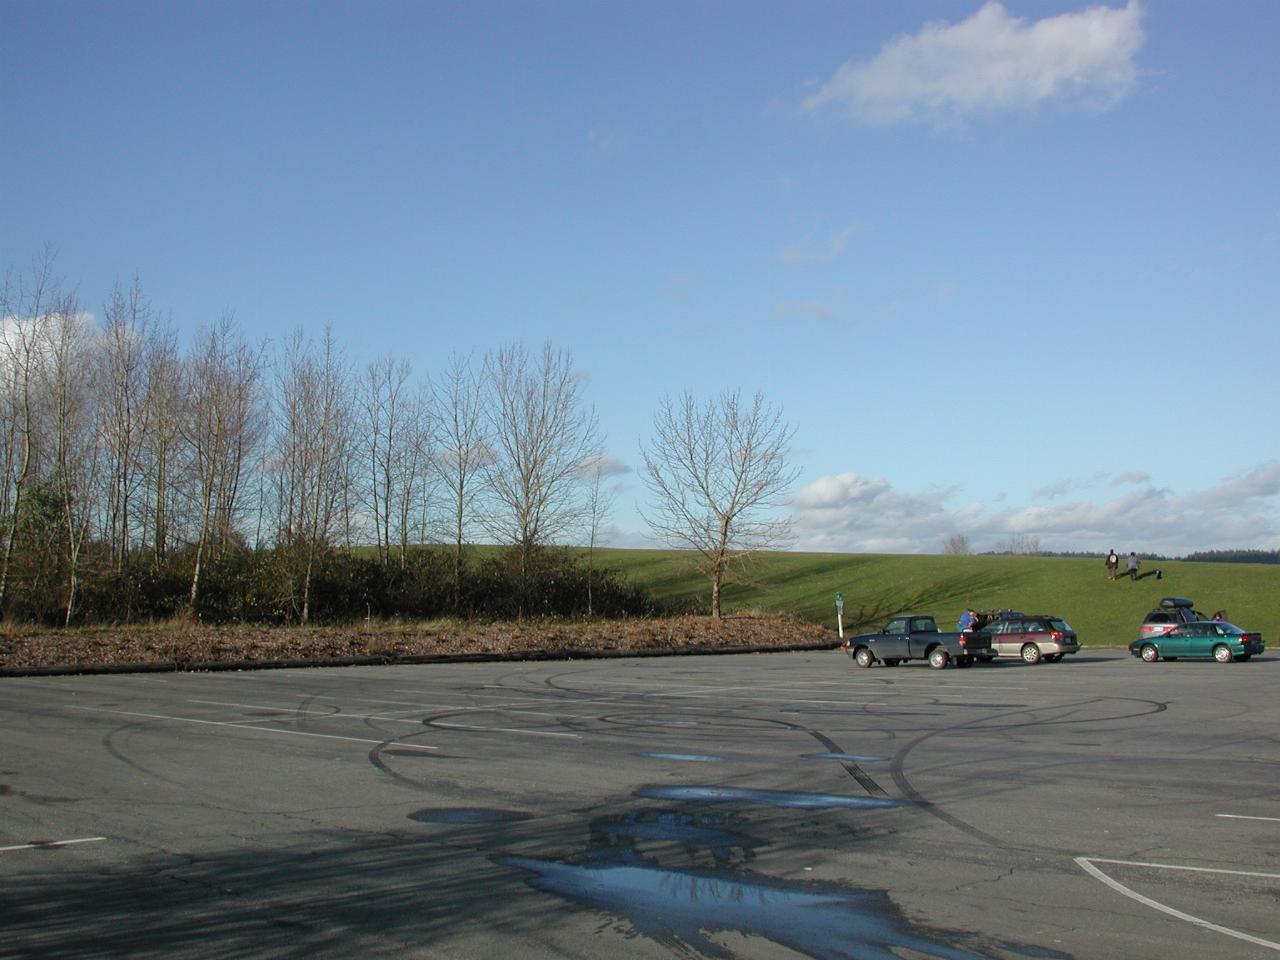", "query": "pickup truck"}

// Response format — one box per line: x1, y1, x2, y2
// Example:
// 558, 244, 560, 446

841, 615, 993, 669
